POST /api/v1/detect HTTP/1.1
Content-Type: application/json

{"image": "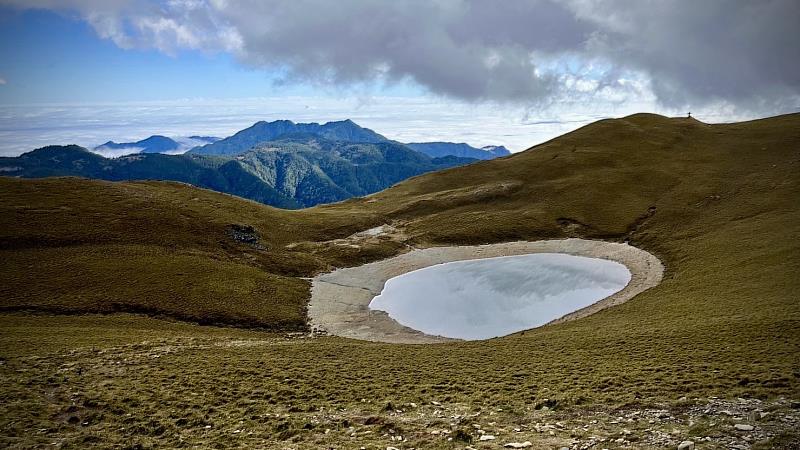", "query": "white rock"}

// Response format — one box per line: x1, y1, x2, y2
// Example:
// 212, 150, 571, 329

678, 441, 695, 450
504, 442, 532, 448
734, 424, 754, 431
479, 435, 496, 441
